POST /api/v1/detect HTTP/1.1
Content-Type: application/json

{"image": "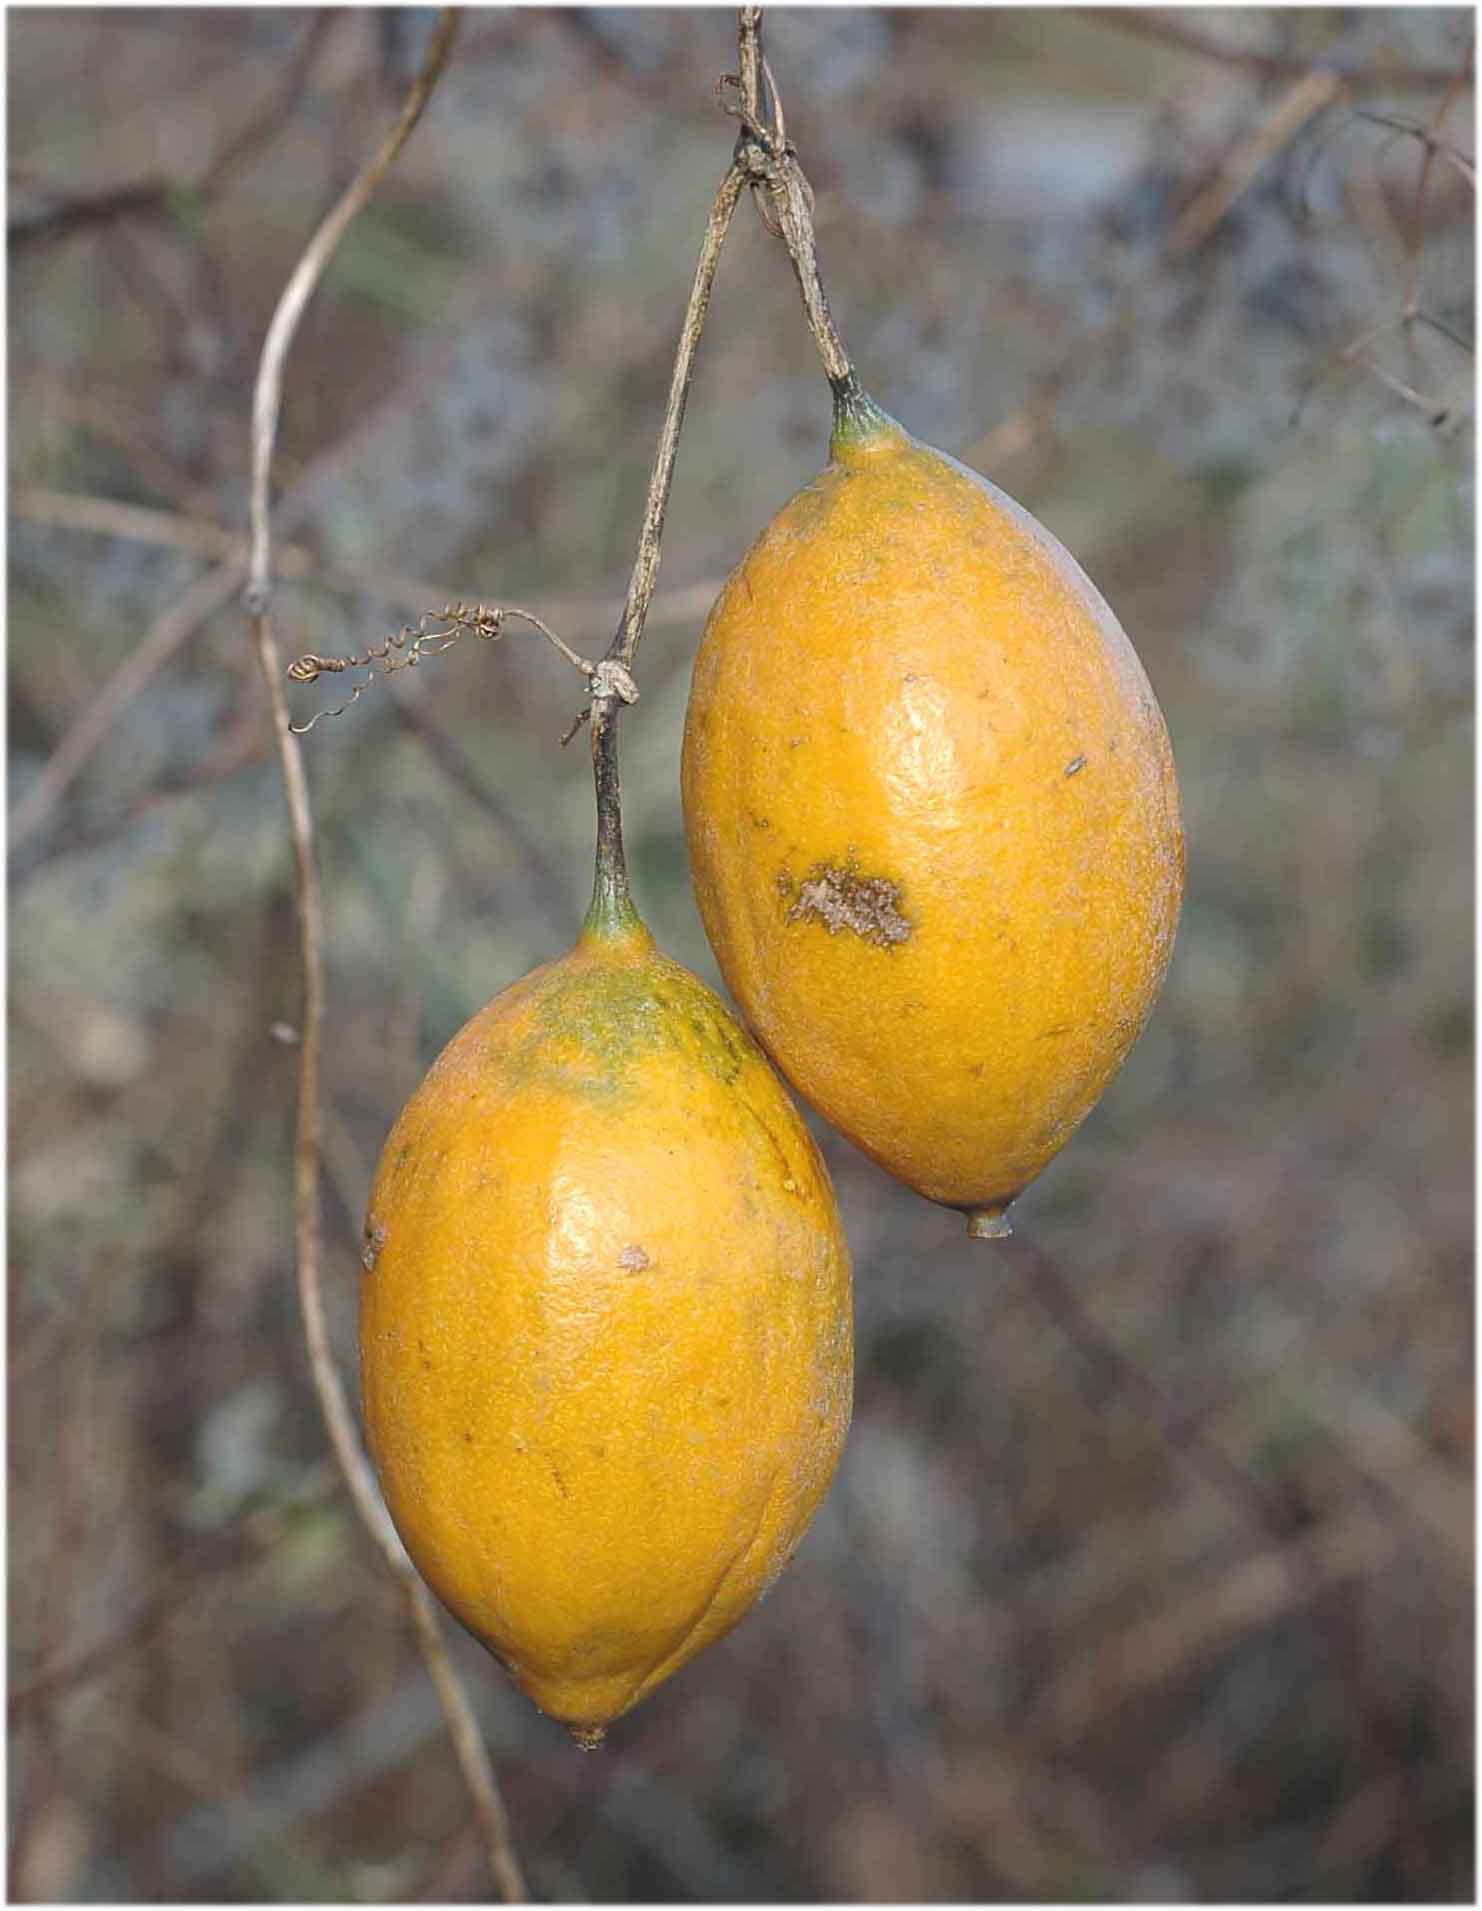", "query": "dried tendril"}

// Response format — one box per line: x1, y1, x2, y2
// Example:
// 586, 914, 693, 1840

286, 602, 599, 734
